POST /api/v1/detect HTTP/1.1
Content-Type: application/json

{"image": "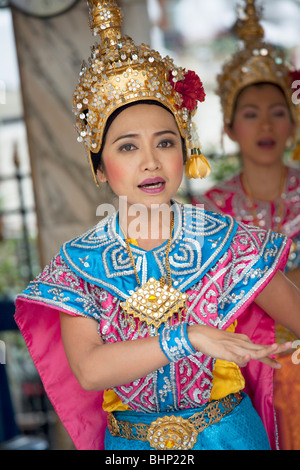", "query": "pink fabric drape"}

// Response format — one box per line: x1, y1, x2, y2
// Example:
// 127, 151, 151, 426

15, 299, 107, 450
